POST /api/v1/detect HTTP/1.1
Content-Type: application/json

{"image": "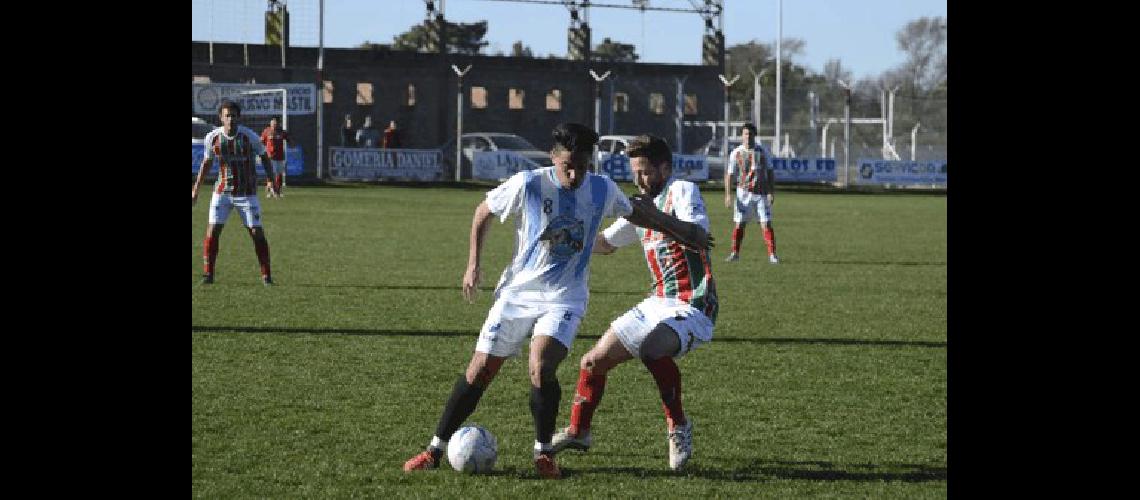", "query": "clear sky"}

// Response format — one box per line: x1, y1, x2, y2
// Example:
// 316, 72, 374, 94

192, 0, 946, 80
